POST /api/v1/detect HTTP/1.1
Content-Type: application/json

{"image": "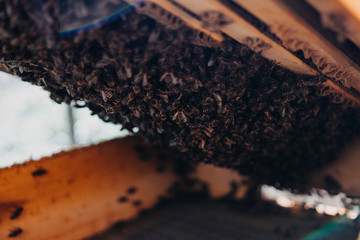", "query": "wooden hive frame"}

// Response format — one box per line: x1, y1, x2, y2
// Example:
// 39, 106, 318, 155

0, 137, 250, 239
125, 0, 360, 104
